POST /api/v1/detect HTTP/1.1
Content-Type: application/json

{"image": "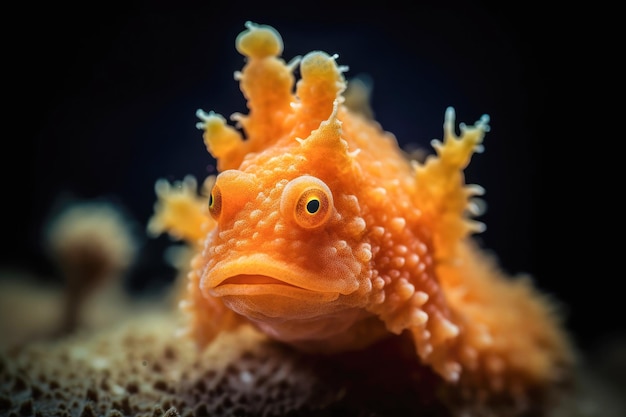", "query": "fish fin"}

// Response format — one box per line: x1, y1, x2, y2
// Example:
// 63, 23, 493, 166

147, 175, 215, 245
413, 107, 489, 261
